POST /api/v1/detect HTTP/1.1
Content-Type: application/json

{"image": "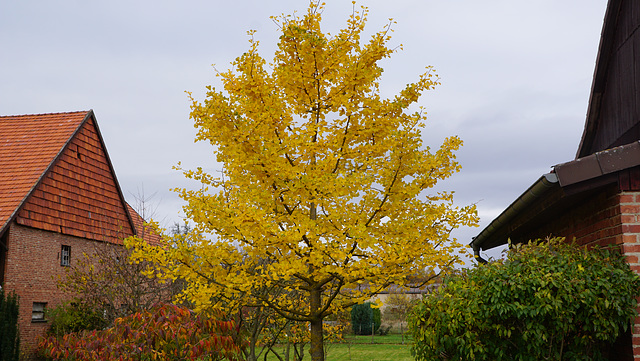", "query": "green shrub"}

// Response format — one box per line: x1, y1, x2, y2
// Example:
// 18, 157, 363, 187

372, 306, 381, 333
351, 302, 381, 335
46, 299, 108, 336
377, 325, 392, 336
350, 303, 371, 335
409, 238, 640, 361
0, 288, 20, 361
